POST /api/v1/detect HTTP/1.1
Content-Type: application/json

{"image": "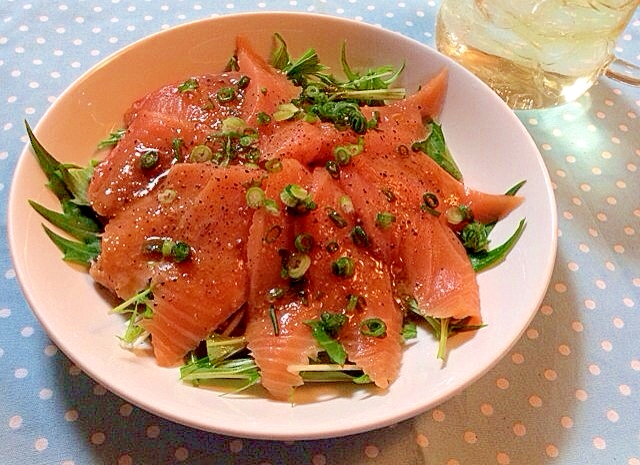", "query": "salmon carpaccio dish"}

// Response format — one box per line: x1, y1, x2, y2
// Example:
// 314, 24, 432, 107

72, 36, 524, 401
